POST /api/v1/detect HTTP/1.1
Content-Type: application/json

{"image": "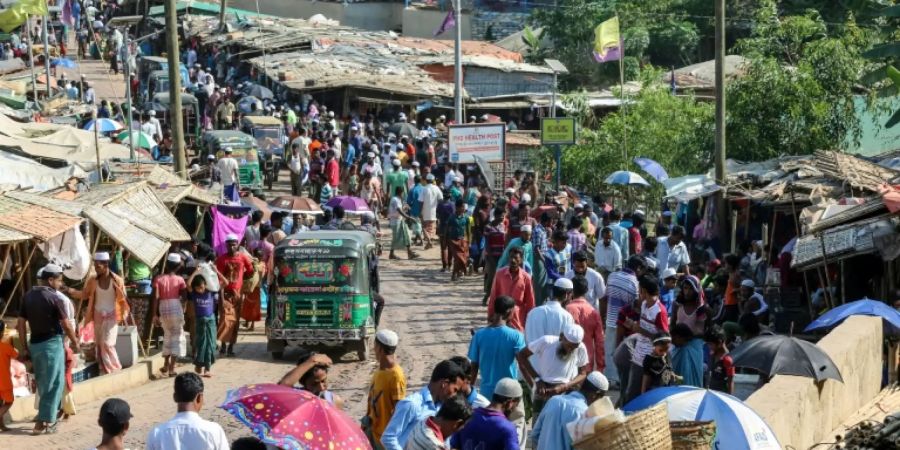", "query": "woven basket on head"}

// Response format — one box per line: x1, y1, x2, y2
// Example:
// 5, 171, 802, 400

670, 421, 717, 450
573, 403, 673, 450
